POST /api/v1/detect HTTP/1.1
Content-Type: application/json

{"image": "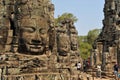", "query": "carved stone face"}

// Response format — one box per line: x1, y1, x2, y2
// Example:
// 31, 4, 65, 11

19, 18, 49, 54
57, 30, 70, 56
0, 28, 8, 49
70, 28, 78, 51
0, 17, 10, 50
